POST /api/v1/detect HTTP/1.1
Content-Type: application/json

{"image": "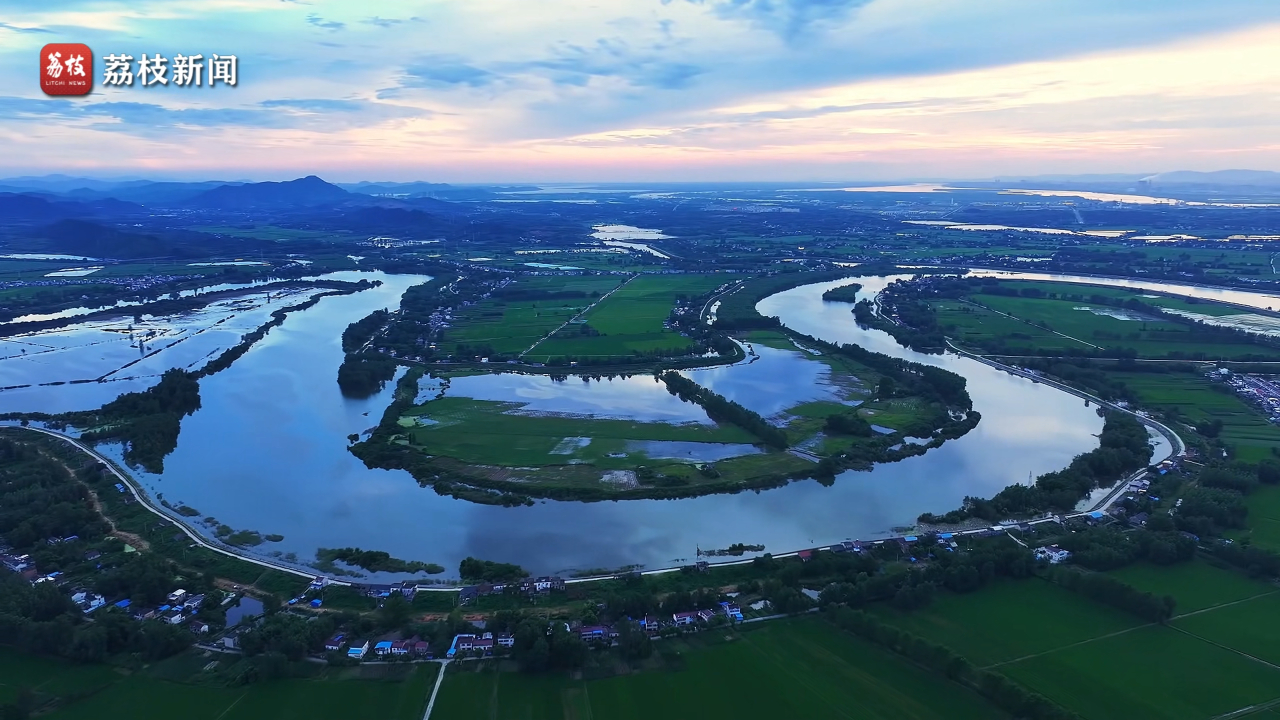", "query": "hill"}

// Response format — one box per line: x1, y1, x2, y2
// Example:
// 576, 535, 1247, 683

187, 175, 349, 210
